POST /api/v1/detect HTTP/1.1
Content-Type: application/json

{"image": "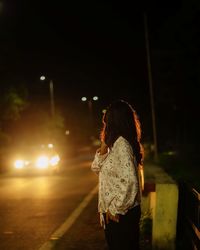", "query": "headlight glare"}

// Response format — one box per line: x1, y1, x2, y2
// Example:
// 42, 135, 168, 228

49, 155, 60, 166
14, 160, 25, 169
36, 156, 49, 169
